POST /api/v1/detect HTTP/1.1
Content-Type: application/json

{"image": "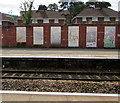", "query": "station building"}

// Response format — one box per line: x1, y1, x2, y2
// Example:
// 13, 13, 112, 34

72, 8, 119, 24
17, 10, 68, 26
1, 7, 120, 48
0, 12, 16, 26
